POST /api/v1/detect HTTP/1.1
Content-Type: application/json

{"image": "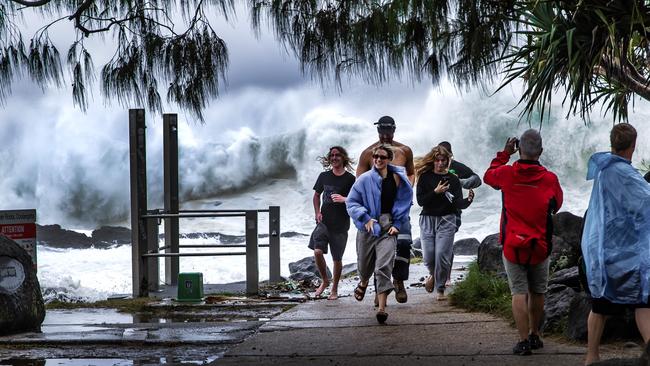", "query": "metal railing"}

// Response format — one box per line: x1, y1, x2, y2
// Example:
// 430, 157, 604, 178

129, 109, 282, 297
138, 207, 280, 296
